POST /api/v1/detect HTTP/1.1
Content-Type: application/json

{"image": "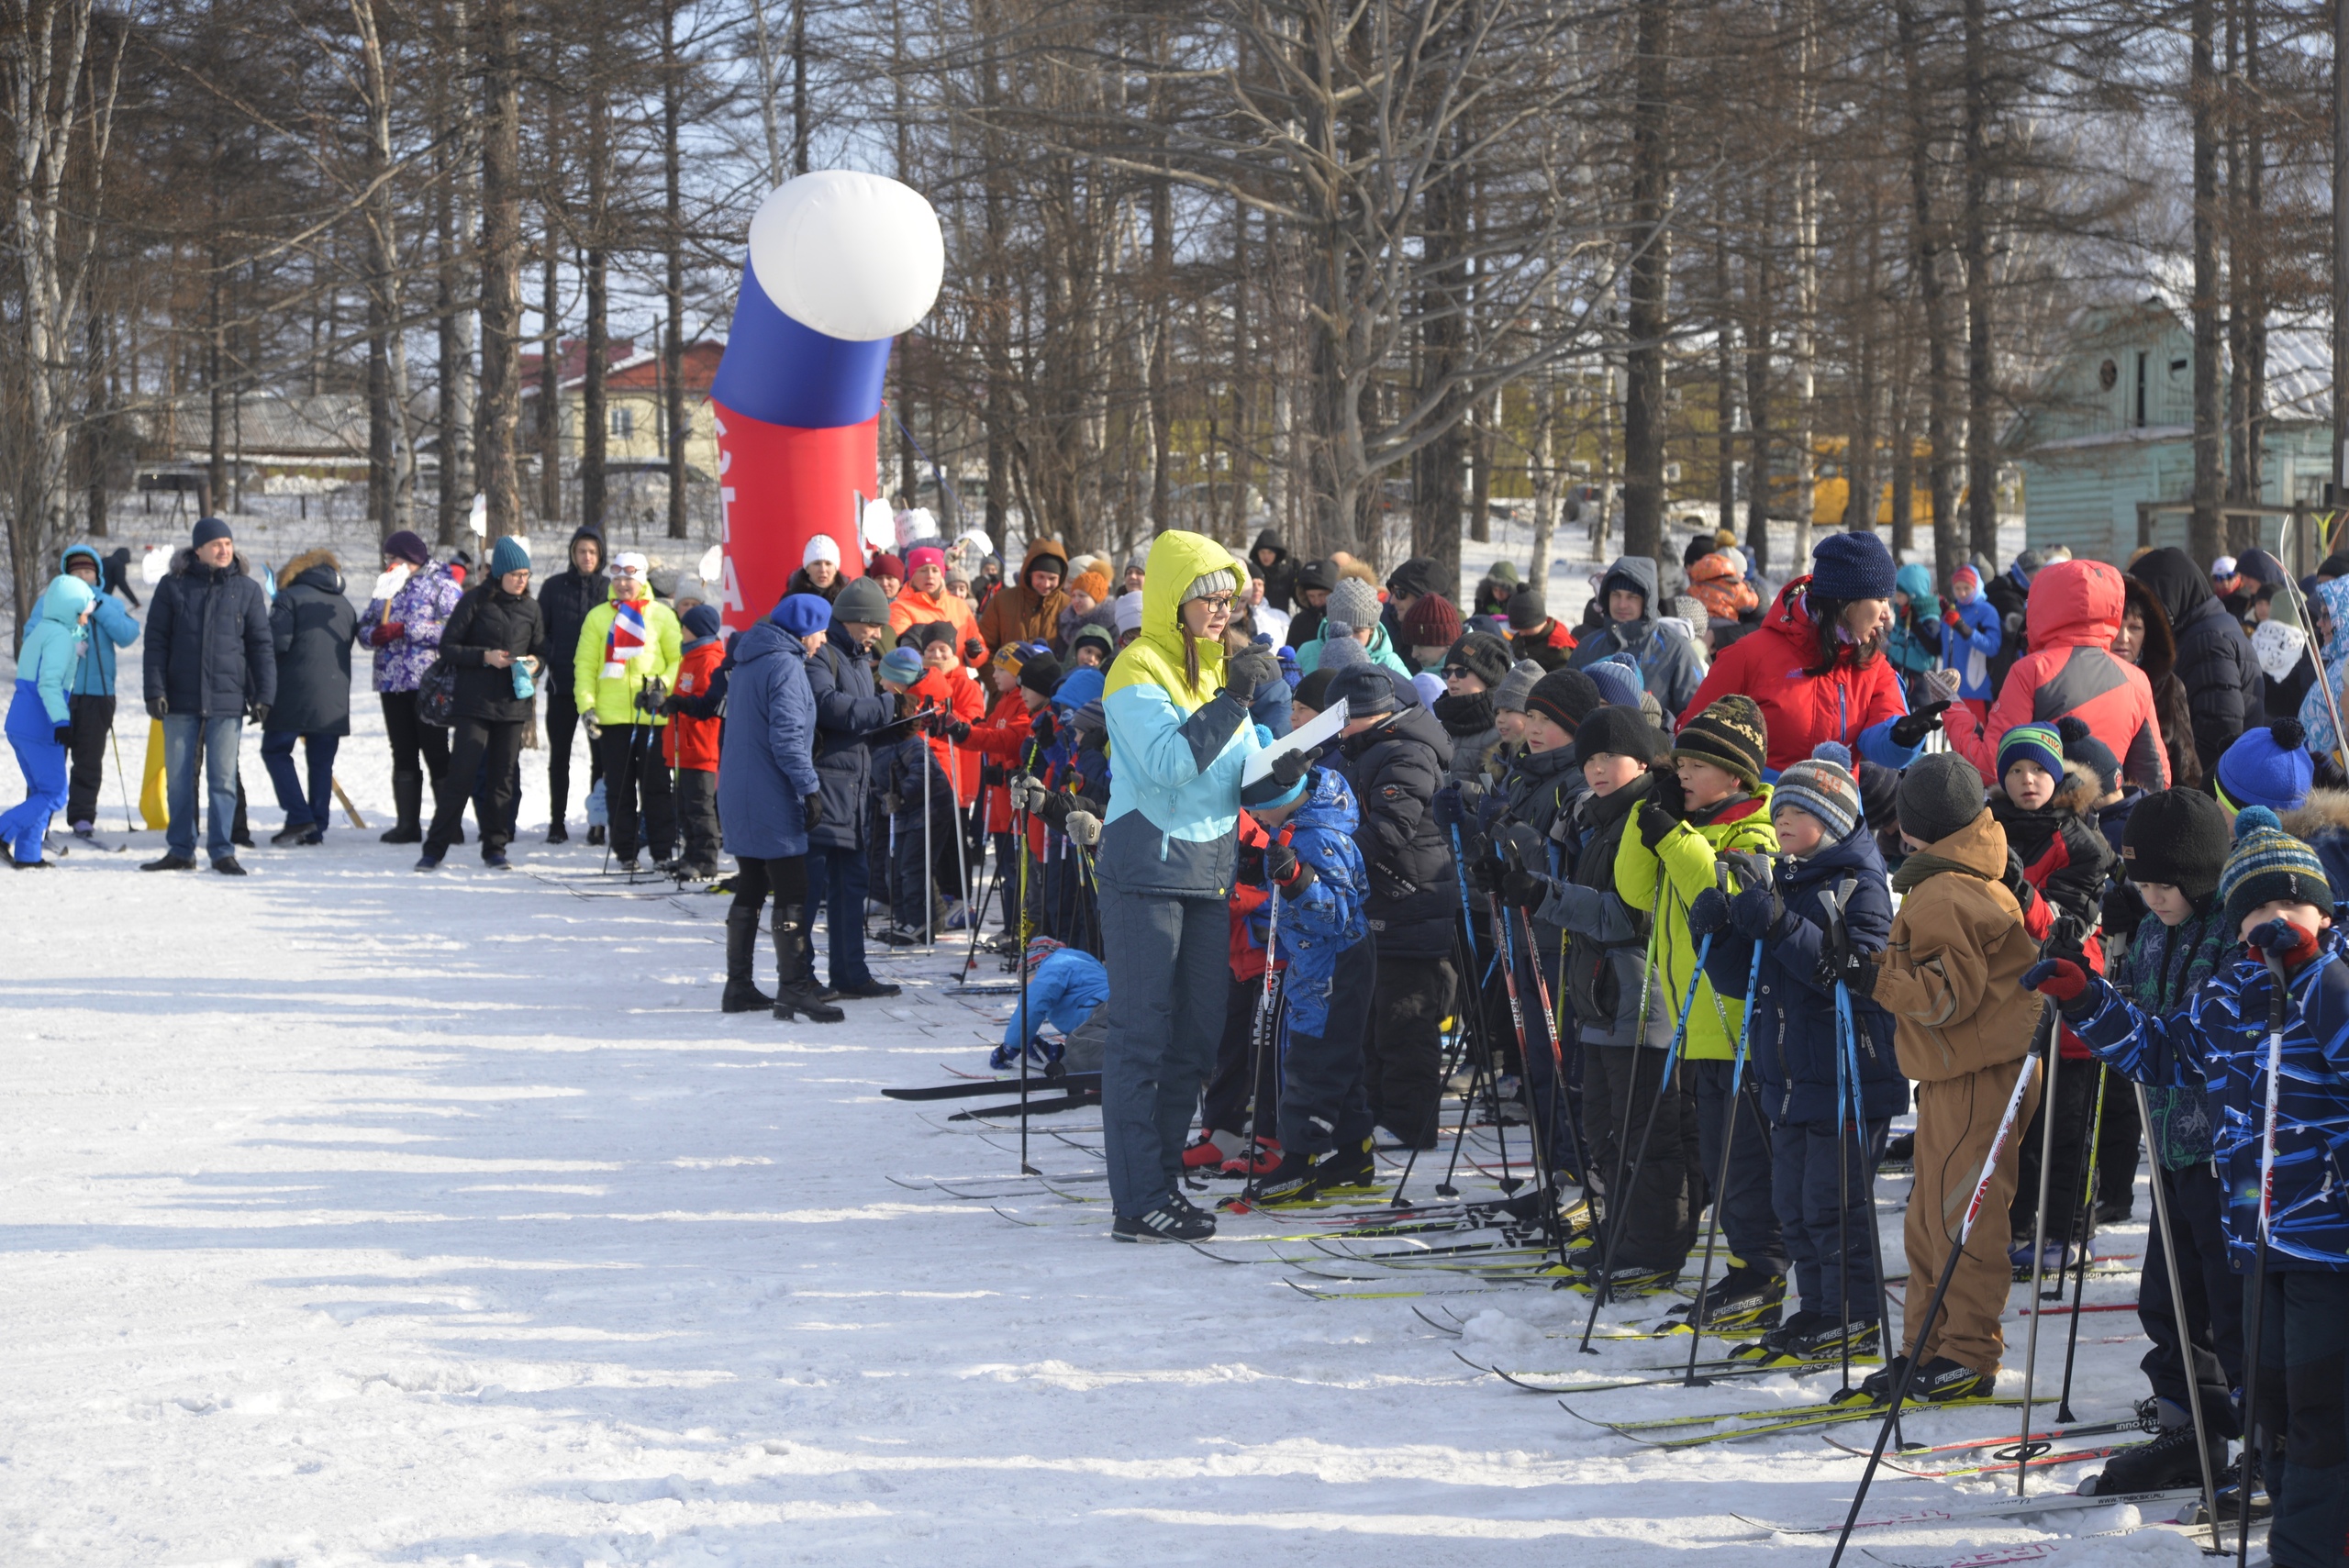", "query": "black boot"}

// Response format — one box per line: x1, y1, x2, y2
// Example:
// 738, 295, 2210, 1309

723, 906, 774, 1014
381, 770, 424, 843
771, 905, 844, 1022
